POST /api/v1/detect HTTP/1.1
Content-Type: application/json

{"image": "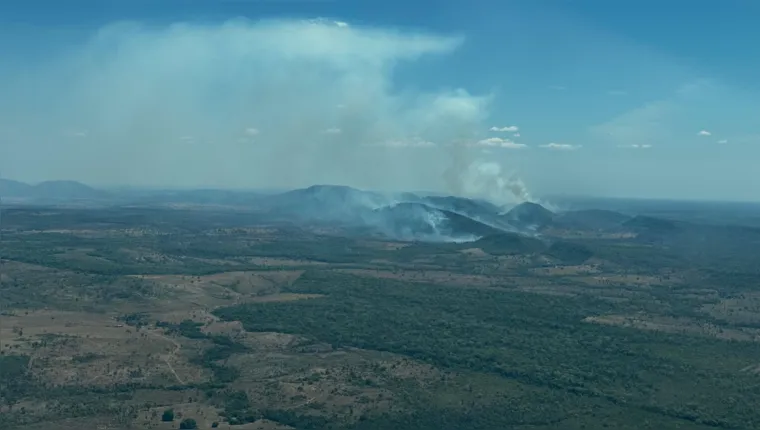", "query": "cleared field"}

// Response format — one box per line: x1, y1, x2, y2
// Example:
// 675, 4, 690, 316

335, 268, 505, 288
584, 314, 760, 342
